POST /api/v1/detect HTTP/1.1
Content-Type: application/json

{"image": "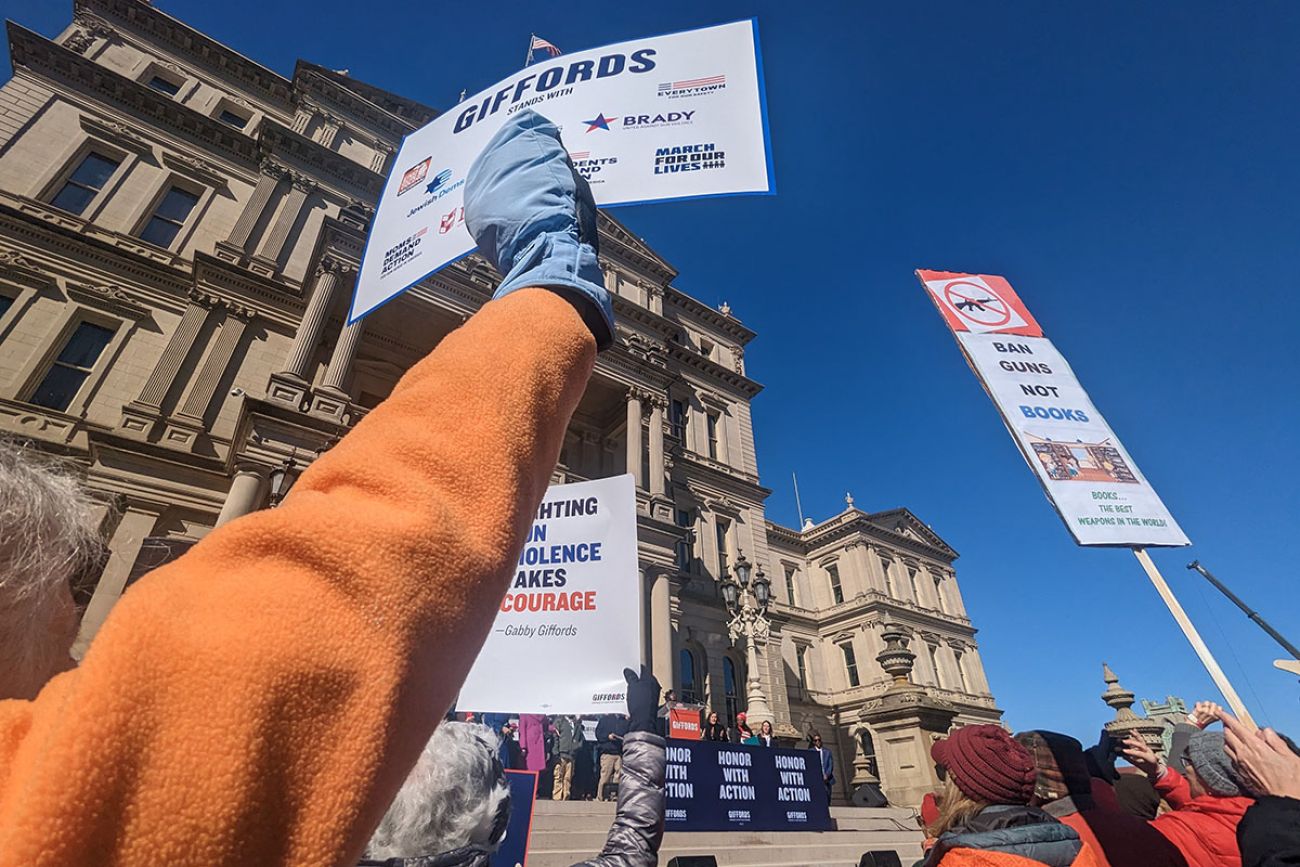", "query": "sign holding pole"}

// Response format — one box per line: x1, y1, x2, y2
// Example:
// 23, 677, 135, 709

352, 19, 773, 323
918, 270, 1255, 726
